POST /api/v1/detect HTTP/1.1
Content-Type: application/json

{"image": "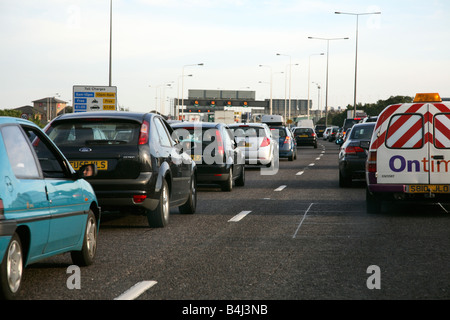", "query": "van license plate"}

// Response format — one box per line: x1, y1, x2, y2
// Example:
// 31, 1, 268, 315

408, 185, 450, 193
70, 160, 108, 170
